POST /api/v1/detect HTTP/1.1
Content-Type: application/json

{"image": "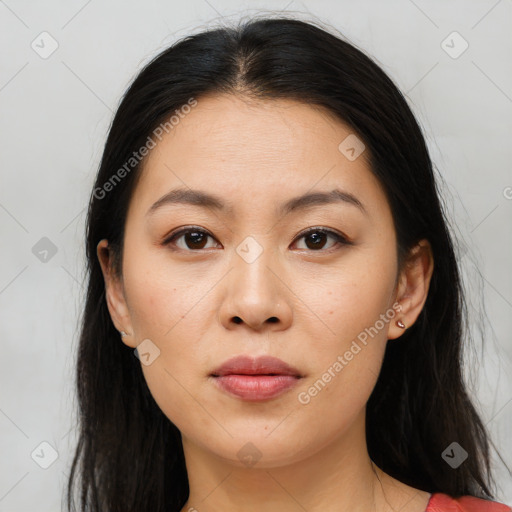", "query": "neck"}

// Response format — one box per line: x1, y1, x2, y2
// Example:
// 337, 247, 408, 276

178, 411, 425, 512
